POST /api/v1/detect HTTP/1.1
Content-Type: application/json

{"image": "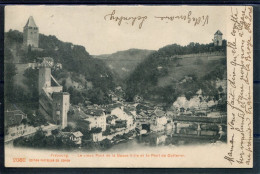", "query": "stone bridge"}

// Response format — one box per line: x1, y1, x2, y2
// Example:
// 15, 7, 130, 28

172, 115, 227, 136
